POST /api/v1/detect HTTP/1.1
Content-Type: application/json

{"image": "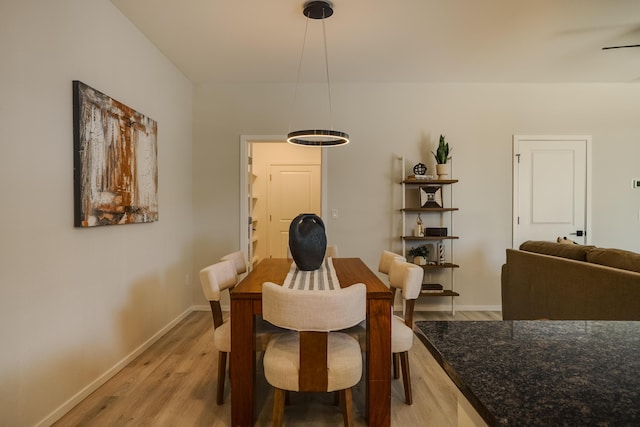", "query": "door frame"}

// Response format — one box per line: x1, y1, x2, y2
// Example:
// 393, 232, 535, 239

239, 135, 328, 264
512, 134, 592, 248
